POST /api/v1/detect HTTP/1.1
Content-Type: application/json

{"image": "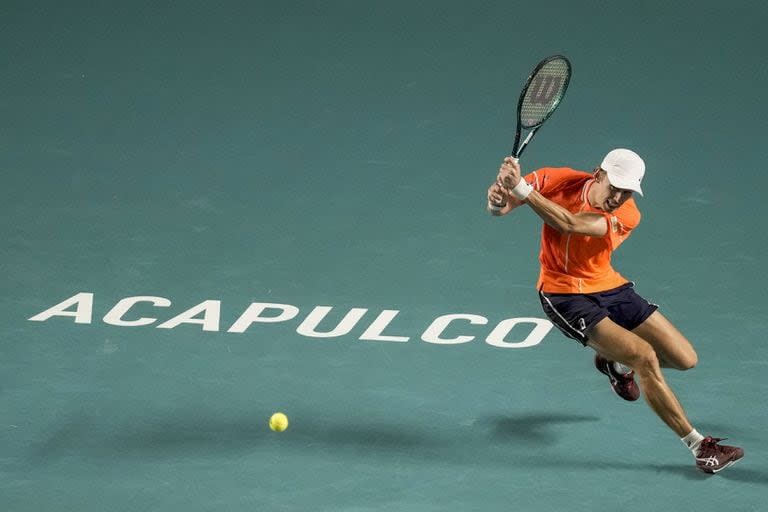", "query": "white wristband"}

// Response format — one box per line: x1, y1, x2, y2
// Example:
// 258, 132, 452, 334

510, 179, 533, 201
